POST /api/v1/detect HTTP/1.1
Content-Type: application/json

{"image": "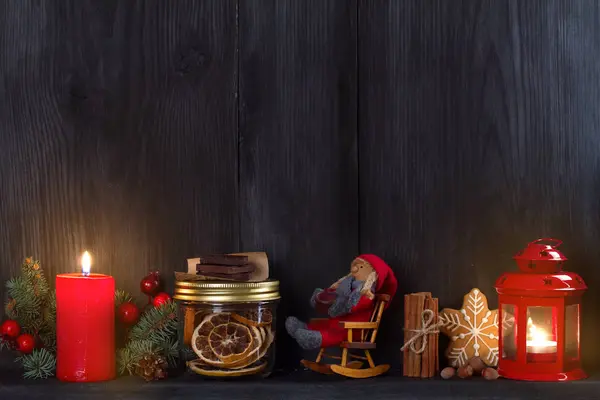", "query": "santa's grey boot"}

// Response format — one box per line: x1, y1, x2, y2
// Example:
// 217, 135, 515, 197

285, 316, 307, 337
294, 328, 322, 350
